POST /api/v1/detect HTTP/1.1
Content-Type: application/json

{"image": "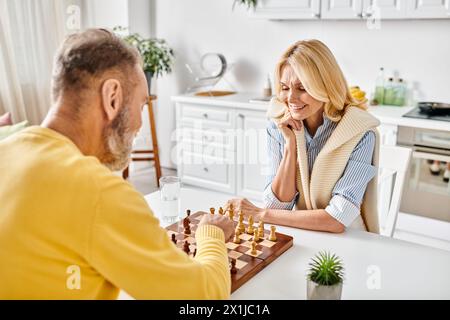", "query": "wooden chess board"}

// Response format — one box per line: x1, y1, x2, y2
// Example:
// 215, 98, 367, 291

166, 211, 294, 292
